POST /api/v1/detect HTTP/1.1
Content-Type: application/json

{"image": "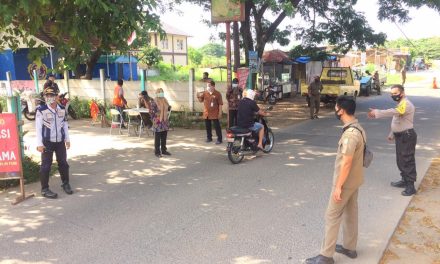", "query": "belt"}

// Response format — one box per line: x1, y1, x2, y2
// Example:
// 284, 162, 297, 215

393, 128, 415, 136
